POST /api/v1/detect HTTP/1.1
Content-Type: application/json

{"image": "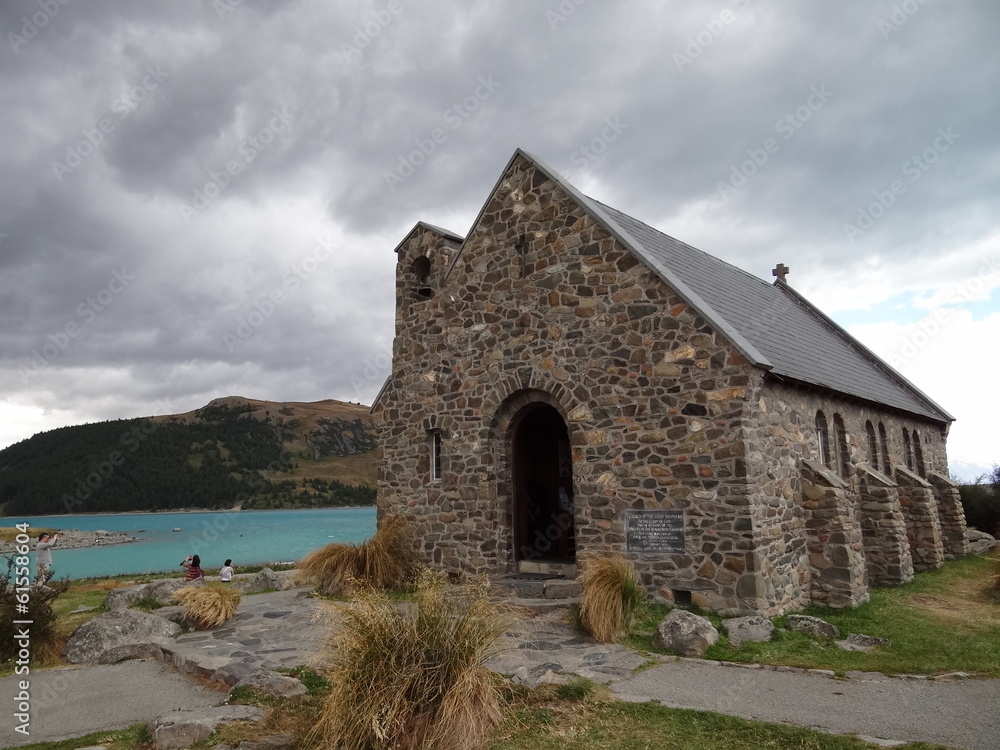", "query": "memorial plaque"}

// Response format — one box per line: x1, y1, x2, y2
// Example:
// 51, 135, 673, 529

625, 510, 685, 553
